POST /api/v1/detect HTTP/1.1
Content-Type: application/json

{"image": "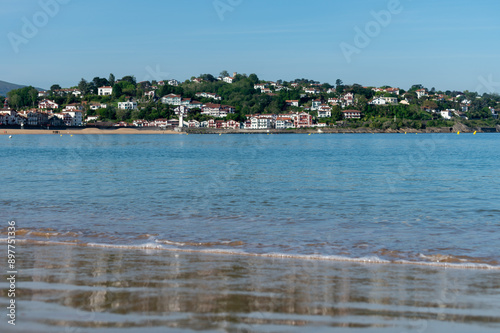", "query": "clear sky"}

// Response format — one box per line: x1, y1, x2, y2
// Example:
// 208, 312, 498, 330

2, 0, 500, 93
